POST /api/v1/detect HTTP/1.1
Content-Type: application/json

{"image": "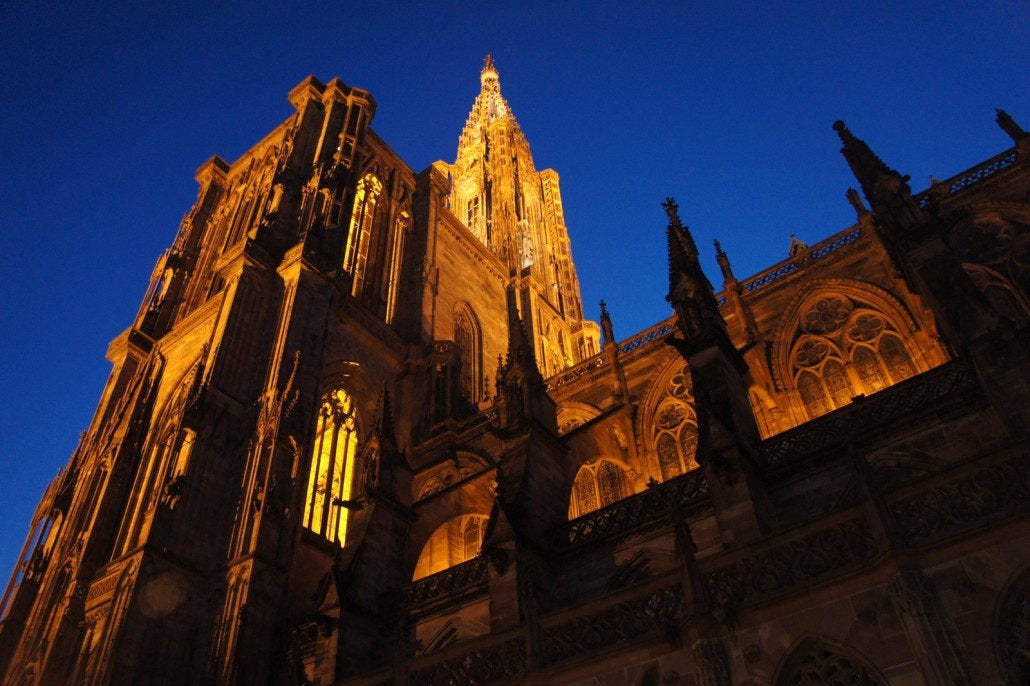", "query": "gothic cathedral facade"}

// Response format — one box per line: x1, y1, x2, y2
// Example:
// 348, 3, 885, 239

1, 59, 1028, 685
